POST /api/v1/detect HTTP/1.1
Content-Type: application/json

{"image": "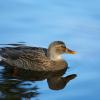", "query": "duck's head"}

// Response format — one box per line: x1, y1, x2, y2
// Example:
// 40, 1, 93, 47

48, 41, 76, 61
